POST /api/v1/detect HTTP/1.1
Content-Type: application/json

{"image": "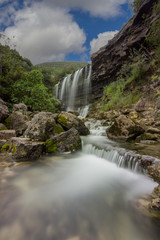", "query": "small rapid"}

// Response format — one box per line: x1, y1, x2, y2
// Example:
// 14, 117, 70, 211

0, 118, 159, 240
